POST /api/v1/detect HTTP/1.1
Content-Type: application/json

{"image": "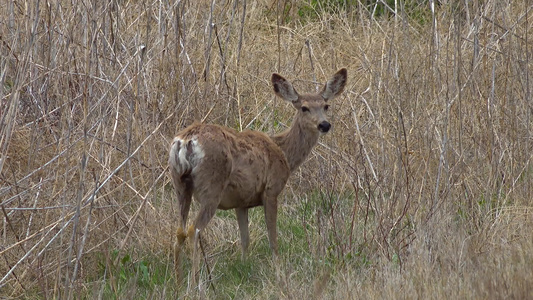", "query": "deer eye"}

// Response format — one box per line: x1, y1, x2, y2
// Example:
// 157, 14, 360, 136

301, 106, 310, 112
324, 105, 330, 111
